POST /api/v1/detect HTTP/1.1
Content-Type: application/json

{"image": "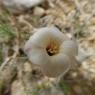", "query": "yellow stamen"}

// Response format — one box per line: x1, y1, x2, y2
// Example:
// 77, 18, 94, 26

46, 41, 59, 56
